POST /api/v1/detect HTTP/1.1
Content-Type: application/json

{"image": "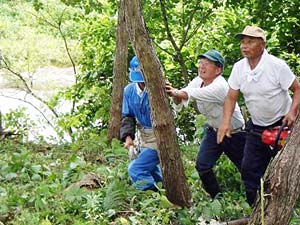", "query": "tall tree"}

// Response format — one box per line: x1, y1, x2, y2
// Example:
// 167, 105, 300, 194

124, 0, 191, 207
107, 0, 128, 144
248, 113, 300, 224
156, 0, 216, 85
